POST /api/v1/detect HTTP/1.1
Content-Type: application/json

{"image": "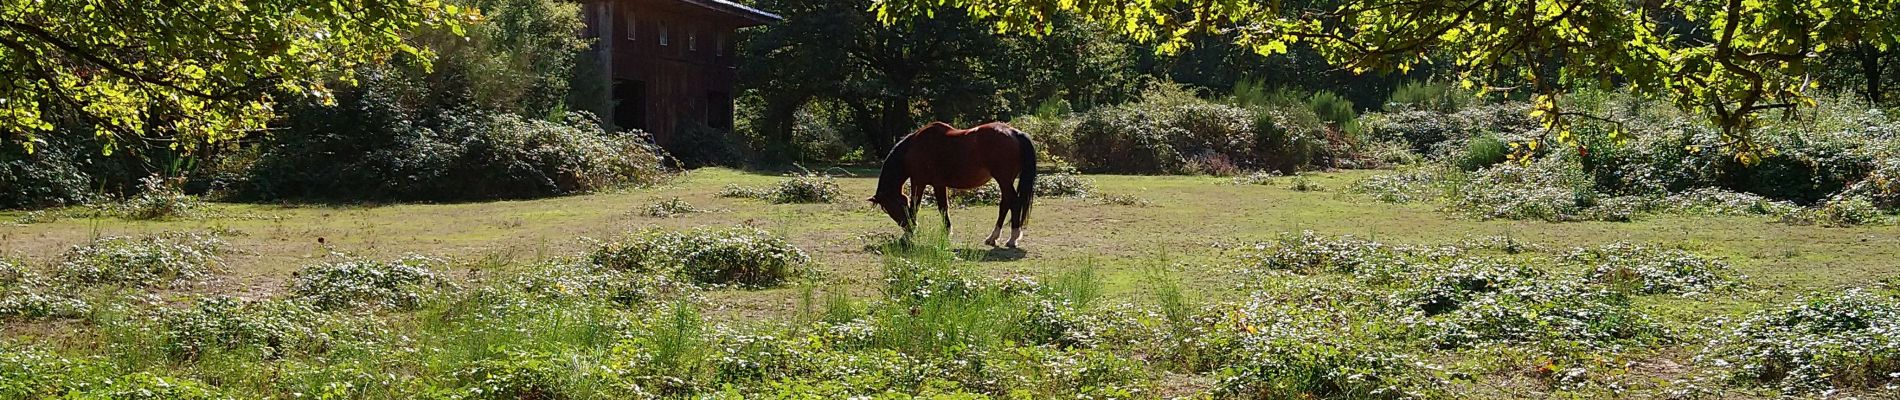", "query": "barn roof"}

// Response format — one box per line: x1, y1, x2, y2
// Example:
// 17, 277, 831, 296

679, 0, 781, 25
